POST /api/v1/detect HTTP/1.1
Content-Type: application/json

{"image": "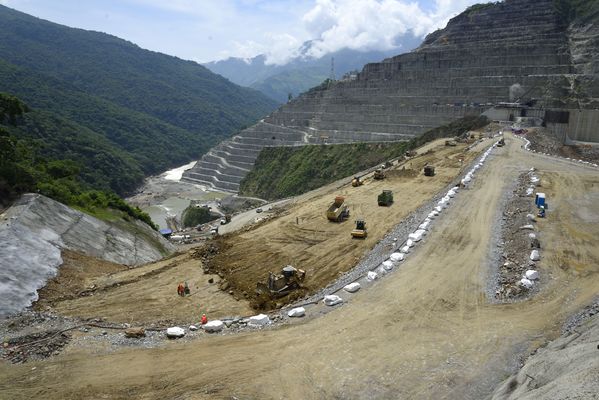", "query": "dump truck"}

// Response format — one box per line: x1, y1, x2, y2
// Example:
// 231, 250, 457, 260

378, 190, 393, 206
351, 176, 363, 187
256, 265, 306, 298
326, 196, 350, 222
424, 165, 435, 176
351, 220, 368, 239
373, 169, 385, 180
